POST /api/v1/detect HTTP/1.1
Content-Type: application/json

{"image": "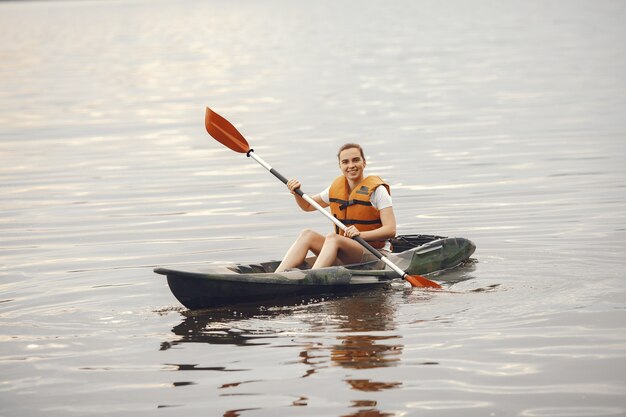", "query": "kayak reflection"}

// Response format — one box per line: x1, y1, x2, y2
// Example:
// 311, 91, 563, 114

160, 293, 352, 350
162, 289, 408, 416
165, 286, 400, 337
